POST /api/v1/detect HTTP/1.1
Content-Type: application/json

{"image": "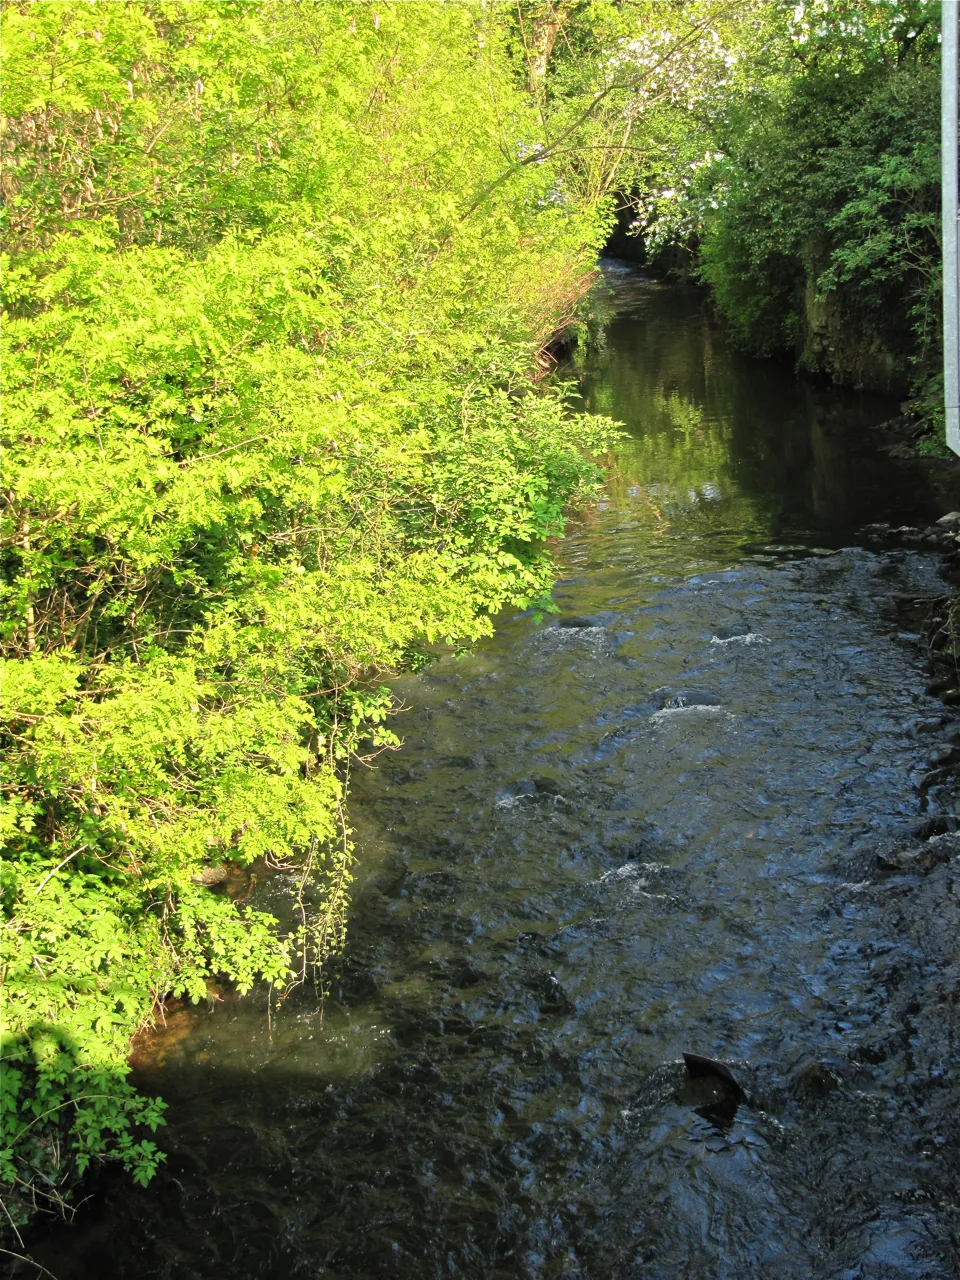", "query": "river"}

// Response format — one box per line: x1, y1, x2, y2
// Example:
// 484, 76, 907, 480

30, 265, 960, 1279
